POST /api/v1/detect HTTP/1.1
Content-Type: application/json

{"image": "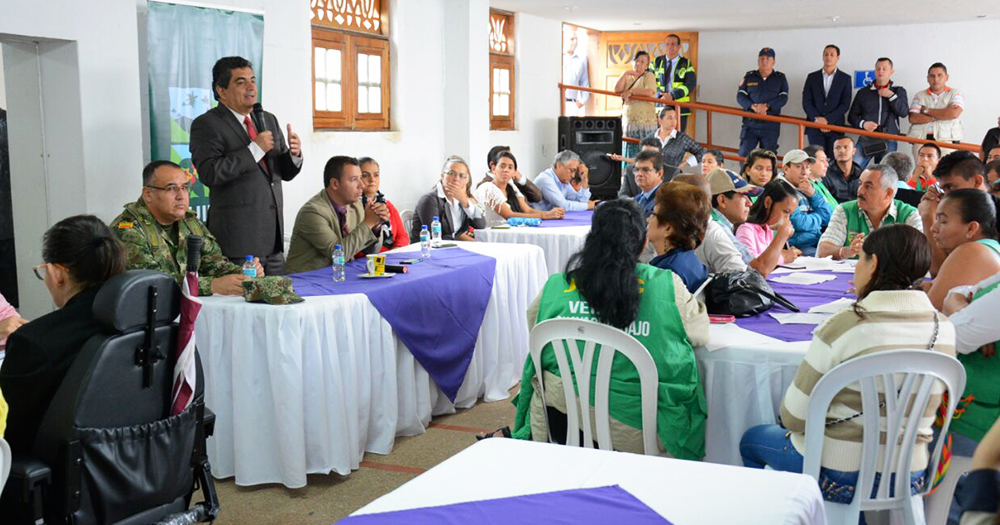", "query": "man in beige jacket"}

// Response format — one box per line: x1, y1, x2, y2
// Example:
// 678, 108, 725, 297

285, 156, 388, 274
